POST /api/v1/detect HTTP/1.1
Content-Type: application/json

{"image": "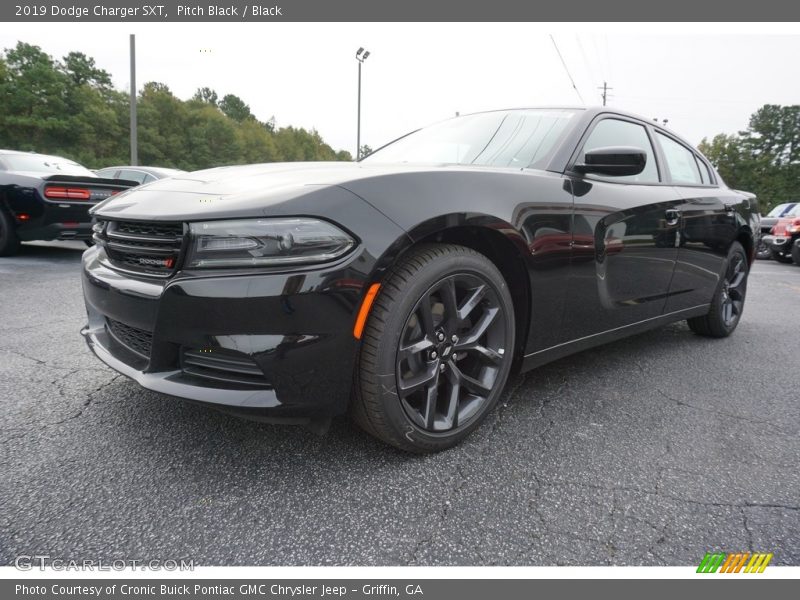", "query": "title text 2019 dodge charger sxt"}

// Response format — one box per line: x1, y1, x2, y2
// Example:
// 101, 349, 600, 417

81, 108, 757, 452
